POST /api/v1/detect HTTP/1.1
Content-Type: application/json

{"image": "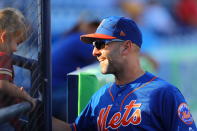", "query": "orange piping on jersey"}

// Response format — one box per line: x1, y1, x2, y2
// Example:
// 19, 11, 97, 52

119, 76, 157, 111
108, 86, 114, 102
